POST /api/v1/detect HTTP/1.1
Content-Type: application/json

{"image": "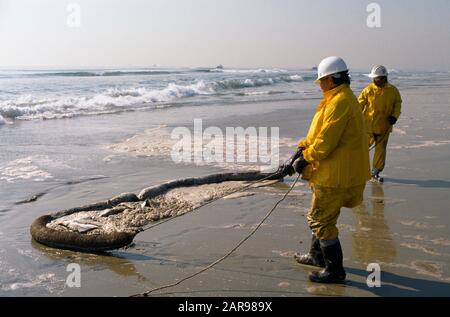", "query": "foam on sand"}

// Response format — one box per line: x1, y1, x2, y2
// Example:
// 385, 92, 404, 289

0, 156, 53, 182
109, 125, 297, 171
